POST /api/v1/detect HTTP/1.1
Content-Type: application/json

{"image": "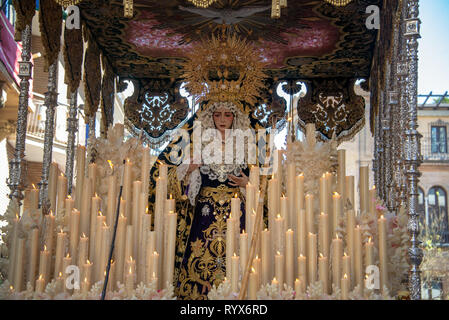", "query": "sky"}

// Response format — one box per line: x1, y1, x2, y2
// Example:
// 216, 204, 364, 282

418, 0, 449, 95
